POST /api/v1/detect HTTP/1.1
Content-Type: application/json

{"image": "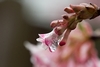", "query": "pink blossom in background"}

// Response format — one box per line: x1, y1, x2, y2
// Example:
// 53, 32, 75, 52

25, 22, 100, 67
